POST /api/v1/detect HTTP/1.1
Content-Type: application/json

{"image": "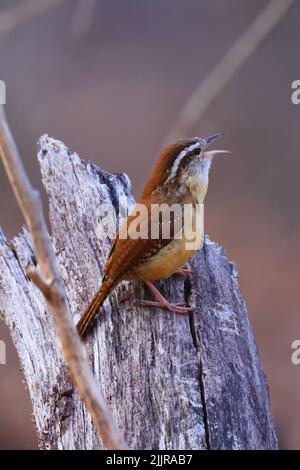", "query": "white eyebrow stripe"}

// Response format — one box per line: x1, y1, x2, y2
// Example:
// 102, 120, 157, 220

167, 141, 200, 181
